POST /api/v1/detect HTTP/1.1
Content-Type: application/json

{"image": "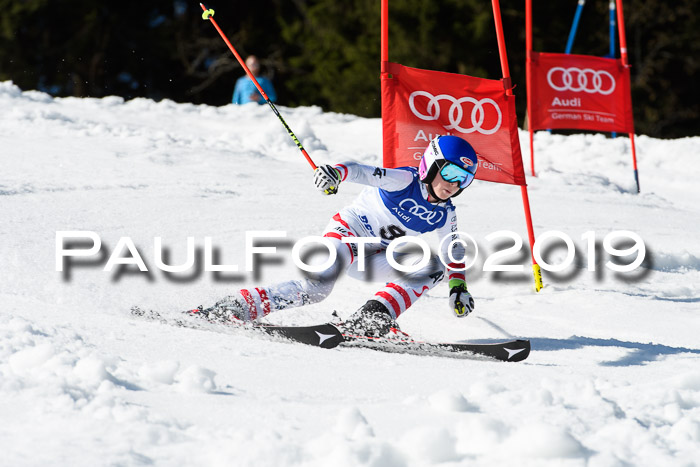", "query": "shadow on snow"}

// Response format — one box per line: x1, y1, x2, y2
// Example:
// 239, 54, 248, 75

530, 335, 700, 366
